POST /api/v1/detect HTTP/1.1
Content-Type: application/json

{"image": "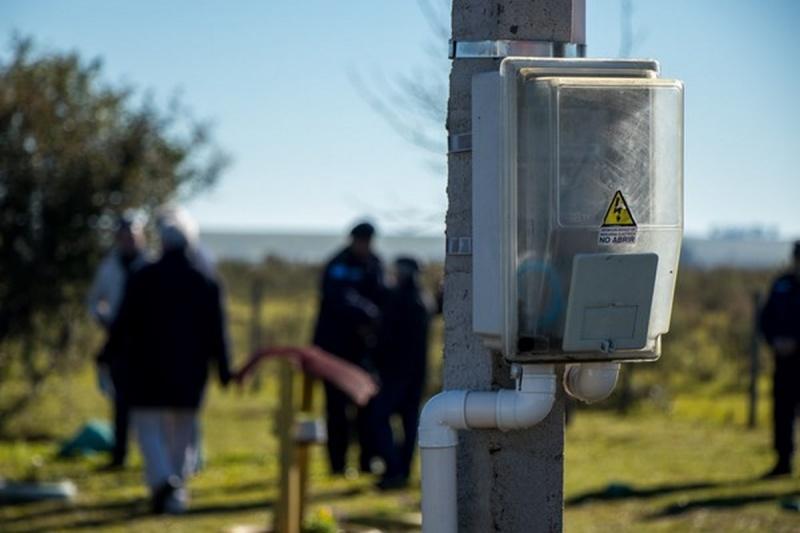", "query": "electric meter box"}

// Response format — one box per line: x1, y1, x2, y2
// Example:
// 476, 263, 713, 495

472, 58, 683, 363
